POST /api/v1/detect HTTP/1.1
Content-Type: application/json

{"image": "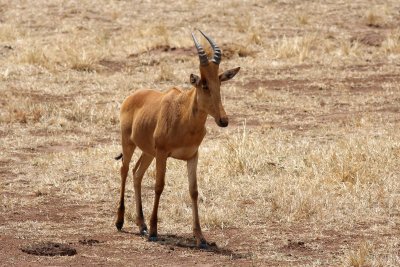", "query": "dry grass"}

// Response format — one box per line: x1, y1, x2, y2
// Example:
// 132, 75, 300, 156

364, 8, 385, 28
296, 13, 310, 26
1, 0, 400, 266
66, 48, 98, 72
346, 241, 372, 267
157, 62, 176, 82
0, 24, 20, 42
235, 13, 252, 34
16, 46, 50, 69
272, 34, 319, 62
382, 30, 400, 54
